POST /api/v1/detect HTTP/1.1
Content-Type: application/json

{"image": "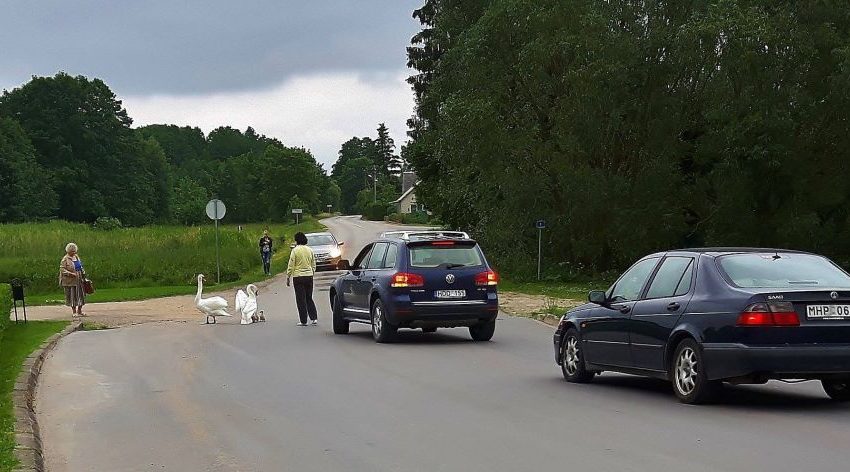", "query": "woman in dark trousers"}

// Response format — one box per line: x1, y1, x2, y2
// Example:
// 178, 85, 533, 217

286, 232, 318, 326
